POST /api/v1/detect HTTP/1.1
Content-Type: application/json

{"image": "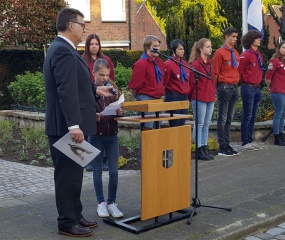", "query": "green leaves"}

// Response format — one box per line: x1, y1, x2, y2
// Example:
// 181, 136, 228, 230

0, 0, 67, 48
8, 71, 45, 108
